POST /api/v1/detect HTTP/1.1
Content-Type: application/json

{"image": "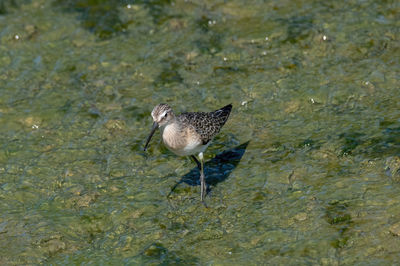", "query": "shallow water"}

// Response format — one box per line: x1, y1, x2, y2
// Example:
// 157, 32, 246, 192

0, 0, 399, 264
